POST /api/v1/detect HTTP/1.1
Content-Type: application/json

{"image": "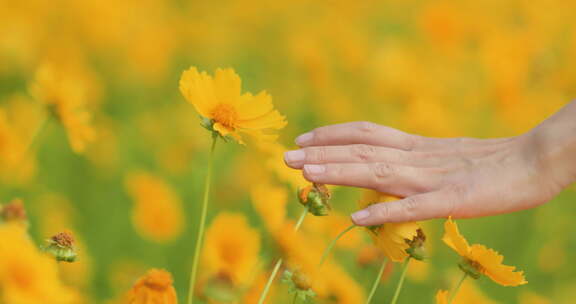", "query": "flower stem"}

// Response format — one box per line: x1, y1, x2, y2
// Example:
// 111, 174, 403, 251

390, 257, 411, 304
448, 272, 467, 304
318, 224, 357, 267
366, 258, 388, 304
186, 134, 218, 304
257, 207, 308, 304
